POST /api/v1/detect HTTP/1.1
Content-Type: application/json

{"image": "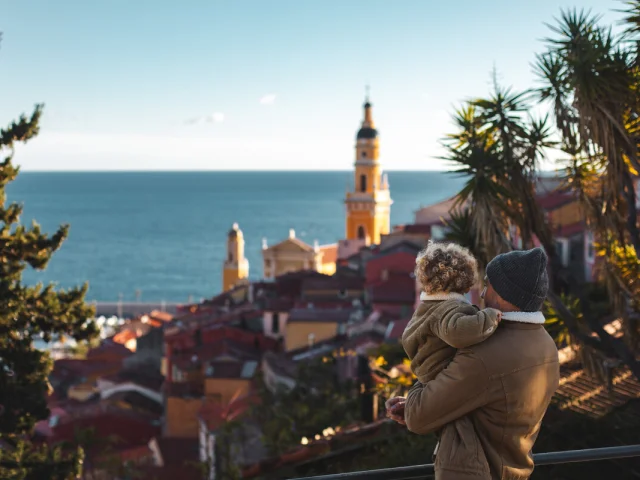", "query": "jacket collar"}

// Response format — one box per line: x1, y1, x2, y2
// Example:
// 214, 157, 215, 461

420, 292, 471, 304
501, 311, 545, 324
